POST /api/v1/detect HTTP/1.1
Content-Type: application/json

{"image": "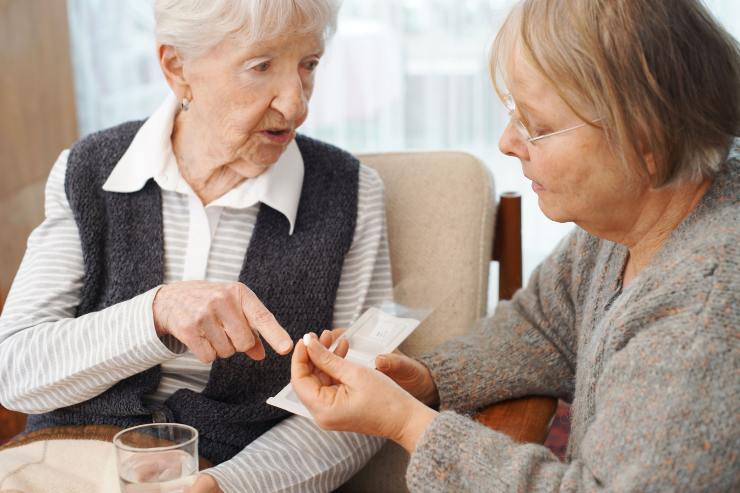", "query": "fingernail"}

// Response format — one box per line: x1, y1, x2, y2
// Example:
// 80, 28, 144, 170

321, 329, 330, 337
303, 332, 319, 345
279, 340, 292, 353
376, 356, 389, 370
